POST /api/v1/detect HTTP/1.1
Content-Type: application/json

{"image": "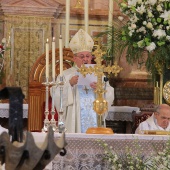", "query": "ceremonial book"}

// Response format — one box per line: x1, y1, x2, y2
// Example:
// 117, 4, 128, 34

77, 64, 97, 86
